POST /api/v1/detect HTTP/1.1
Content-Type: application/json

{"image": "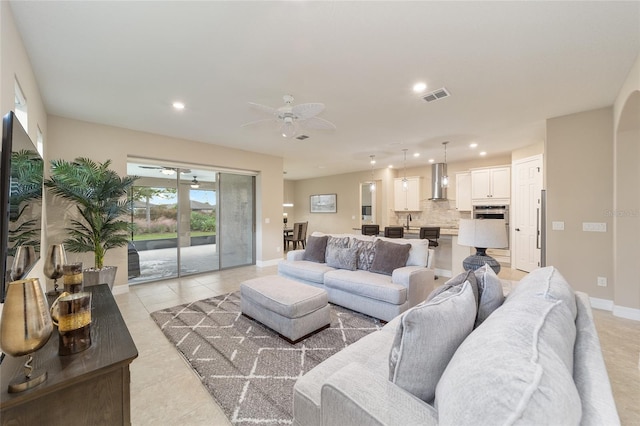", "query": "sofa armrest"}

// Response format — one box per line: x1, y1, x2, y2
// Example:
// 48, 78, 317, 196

286, 250, 306, 261
573, 292, 621, 425
392, 266, 435, 307
321, 363, 438, 426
